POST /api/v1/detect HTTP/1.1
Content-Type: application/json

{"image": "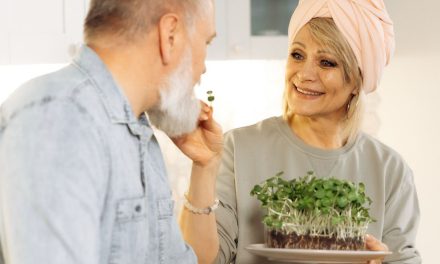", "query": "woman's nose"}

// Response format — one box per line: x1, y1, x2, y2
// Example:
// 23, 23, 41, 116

297, 60, 317, 82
